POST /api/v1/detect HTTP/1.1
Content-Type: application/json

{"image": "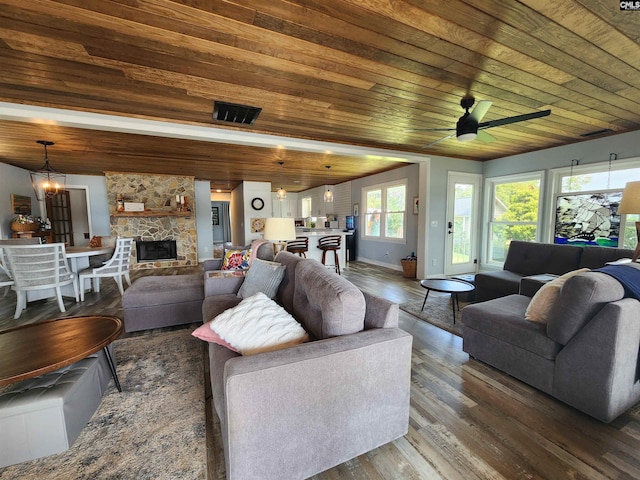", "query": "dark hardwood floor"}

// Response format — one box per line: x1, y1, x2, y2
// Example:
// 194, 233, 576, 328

2, 262, 640, 479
